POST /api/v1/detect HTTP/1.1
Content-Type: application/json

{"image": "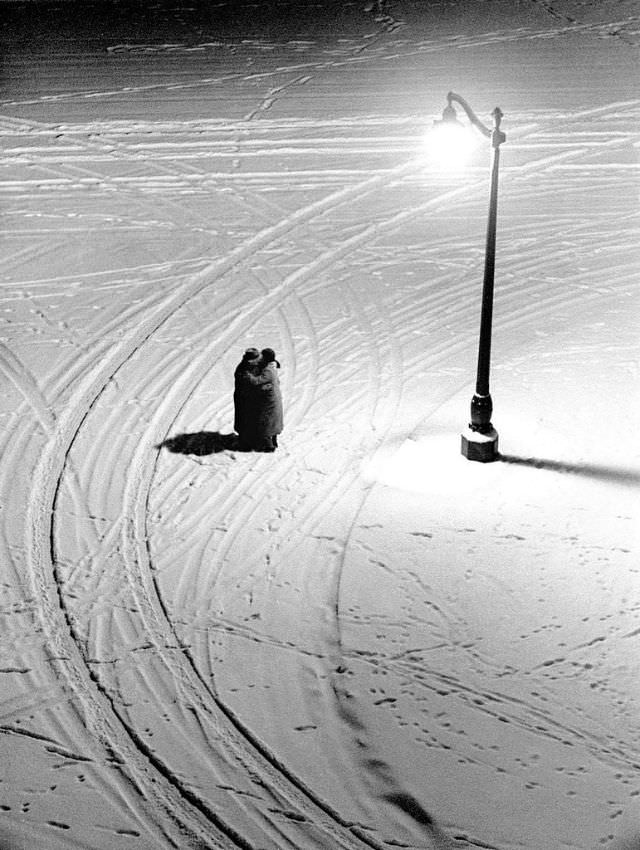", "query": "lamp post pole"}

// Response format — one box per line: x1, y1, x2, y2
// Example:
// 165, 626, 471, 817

442, 94, 506, 462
